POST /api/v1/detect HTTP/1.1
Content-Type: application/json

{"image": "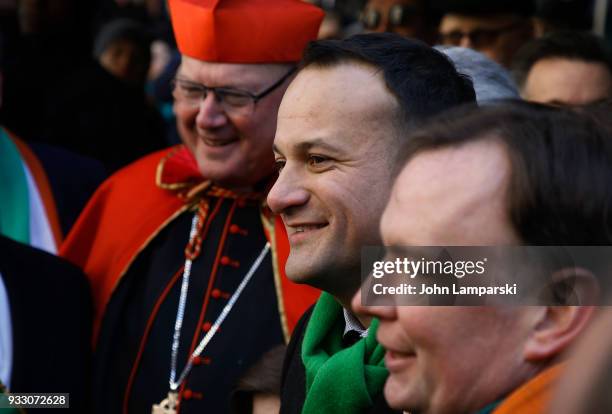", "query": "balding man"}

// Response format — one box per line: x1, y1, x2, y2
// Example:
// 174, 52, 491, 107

354, 103, 610, 414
